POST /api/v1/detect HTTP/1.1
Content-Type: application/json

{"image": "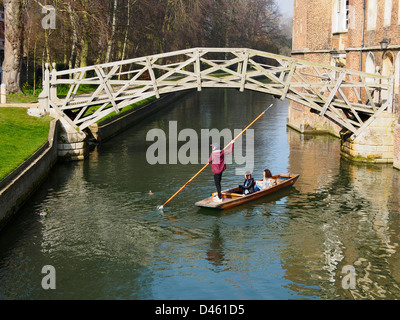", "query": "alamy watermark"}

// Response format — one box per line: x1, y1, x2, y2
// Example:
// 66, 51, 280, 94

146, 121, 255, 175
41, 265, 56, 290
41, 5, 56, 30
341, 265, 356, 290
